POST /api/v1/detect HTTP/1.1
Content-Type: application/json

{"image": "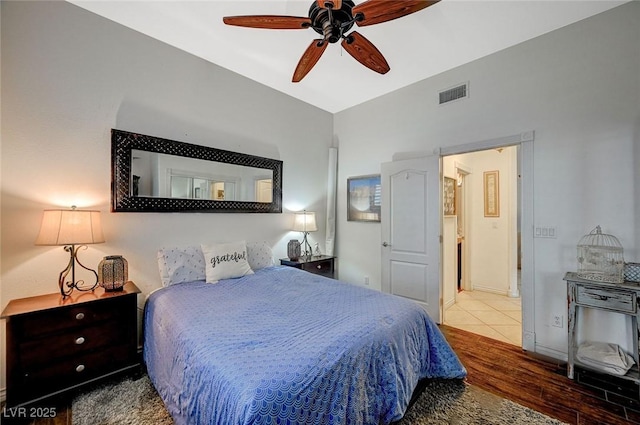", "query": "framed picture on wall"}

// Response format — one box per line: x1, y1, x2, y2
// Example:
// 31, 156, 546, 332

483, 170, 500, 217
443, 177, 456, 216
347, 175, 381, 222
